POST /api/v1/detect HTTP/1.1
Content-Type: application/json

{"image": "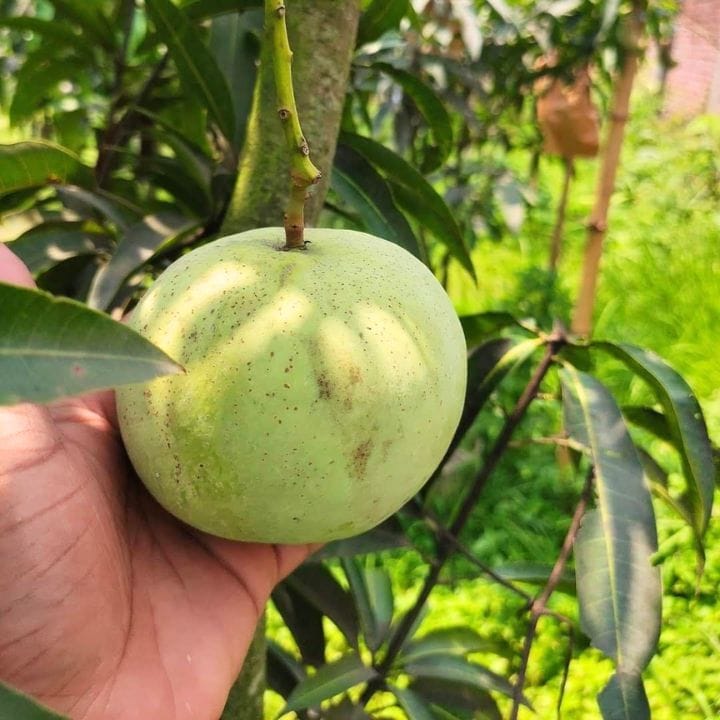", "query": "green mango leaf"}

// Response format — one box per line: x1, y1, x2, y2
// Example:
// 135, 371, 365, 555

272, 583, 326, 667
146, 0, 236, 141
0, 16, 85, 48
594, 342, 715, 536
398, 627, 507, 665
339, 133, 474, 280
491, 563, 576, 596
403, 654, 523, 705
356, 0, 409, 46
410, 677, 502, 719
459, 311, 529, 348
209, 9, 261, 149
597, 671, 650, 720
180, 0, 261, 21
87, 212, 197, 310
341, 558, 394, 653
310, 519, 409, 560
45, 0, 115, 50
285, 563, 360, 649
0, 682, 68, 719
8, 222, 109, 276
390, 685, 435, 720
0, 283, 182, 405
280, 653, 376, 714
0, 143, 90, 195
374, 63, 453, 168
621, 405, 676, 447
266, 640, 307, 699
55, 186, 136, 230
561, 367, 661, 675
332, 145, 421, 258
